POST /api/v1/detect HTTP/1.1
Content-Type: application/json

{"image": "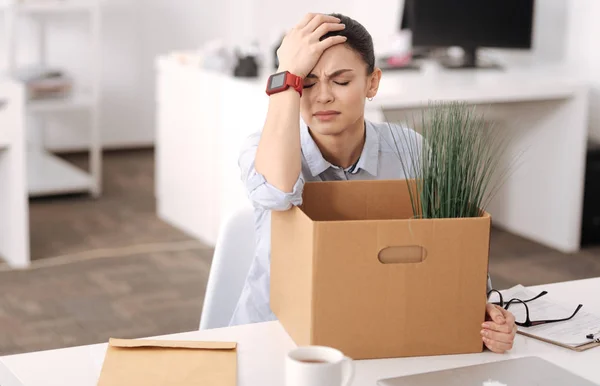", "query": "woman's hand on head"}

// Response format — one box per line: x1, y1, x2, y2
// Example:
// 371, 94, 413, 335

277, 13, 347, 79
